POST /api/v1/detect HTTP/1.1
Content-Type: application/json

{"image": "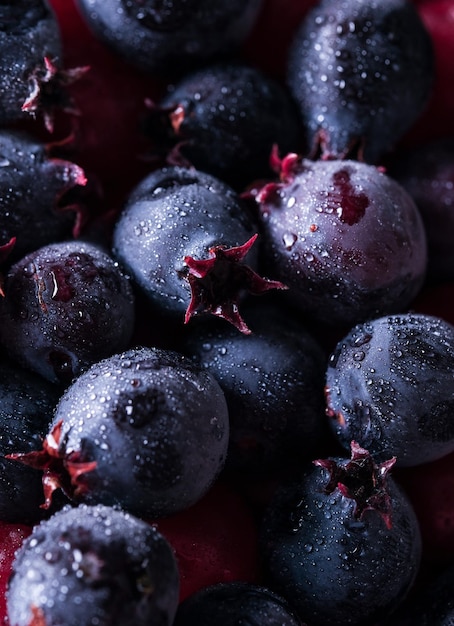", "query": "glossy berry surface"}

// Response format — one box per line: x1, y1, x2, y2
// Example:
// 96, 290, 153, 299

255, 155, 427, 327
287, 0, 434, 162
113, 166, 284, 333
173, 582, 303, 626
0, 240, 135, 385
154, 62, 303, 189
184, 302, 327, 477
0, 130, 87, 262
260, 443, 422, 626
326, 313, 454, 466
6, 503, 180, 626
15, 347, 229, 519
74, 0, 263, 74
